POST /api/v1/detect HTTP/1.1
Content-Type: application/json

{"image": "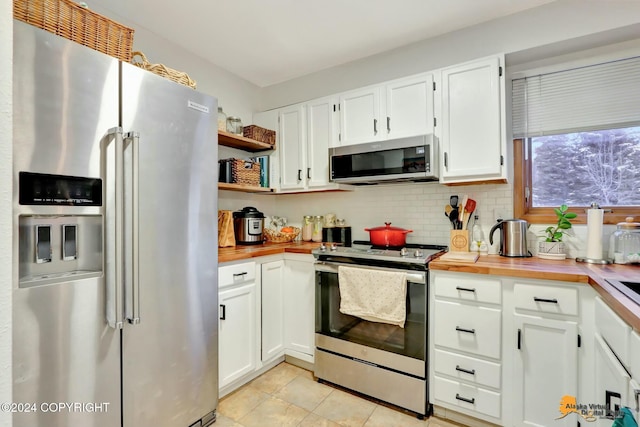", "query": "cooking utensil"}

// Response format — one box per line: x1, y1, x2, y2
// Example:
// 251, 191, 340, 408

365, 222, 413, 247
463, 199, 477, 229
449, 208, 459, 230
450, 195, 459, 208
